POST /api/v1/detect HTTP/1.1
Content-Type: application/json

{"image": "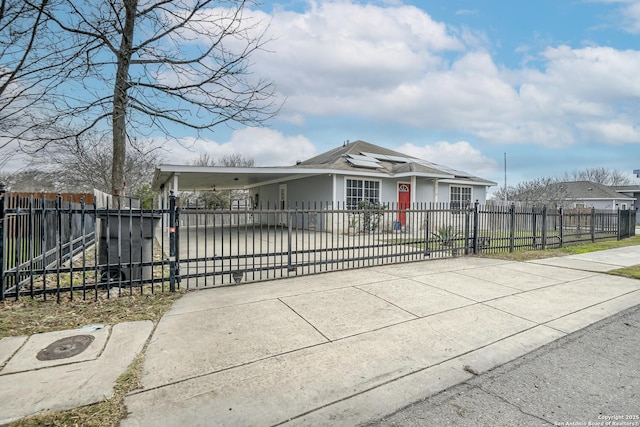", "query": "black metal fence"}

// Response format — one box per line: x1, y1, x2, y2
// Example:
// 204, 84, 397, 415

1, 187, 636, 301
